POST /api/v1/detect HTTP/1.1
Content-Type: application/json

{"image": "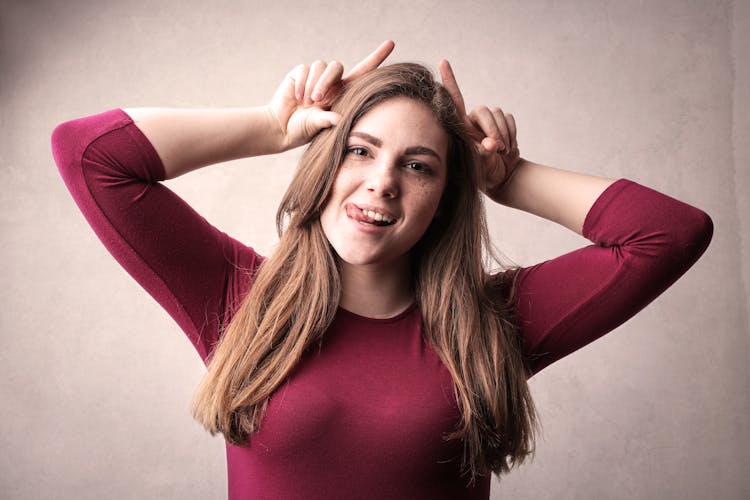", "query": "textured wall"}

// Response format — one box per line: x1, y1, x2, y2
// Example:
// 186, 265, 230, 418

1, 0, 747, 498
